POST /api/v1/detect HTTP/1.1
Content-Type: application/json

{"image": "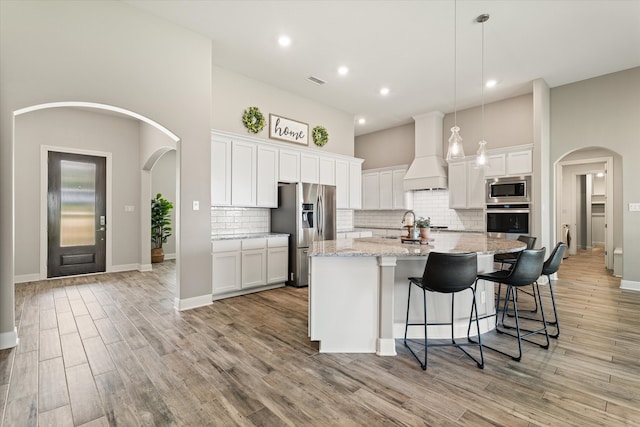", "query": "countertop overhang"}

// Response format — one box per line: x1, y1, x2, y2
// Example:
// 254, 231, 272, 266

308, 233, 526, 257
